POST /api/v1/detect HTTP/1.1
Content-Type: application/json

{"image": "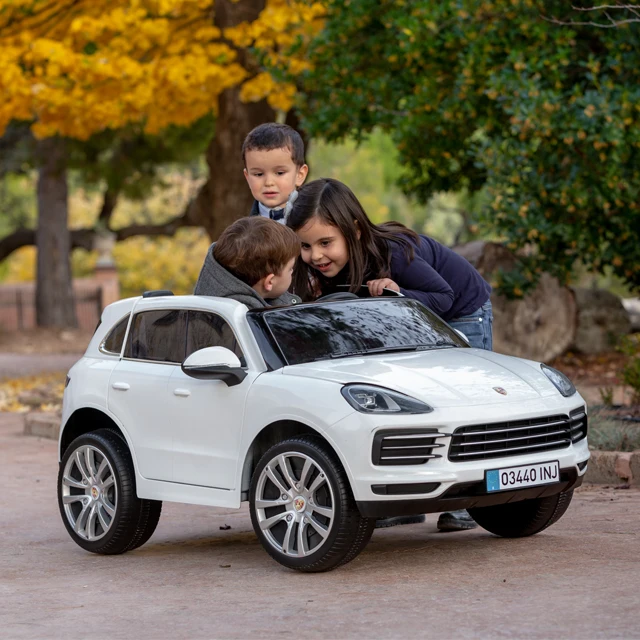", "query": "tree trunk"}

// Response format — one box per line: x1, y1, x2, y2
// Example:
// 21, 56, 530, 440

186, 0, 276, 240
35, 137, 78, 328
453, 241, 577, 361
